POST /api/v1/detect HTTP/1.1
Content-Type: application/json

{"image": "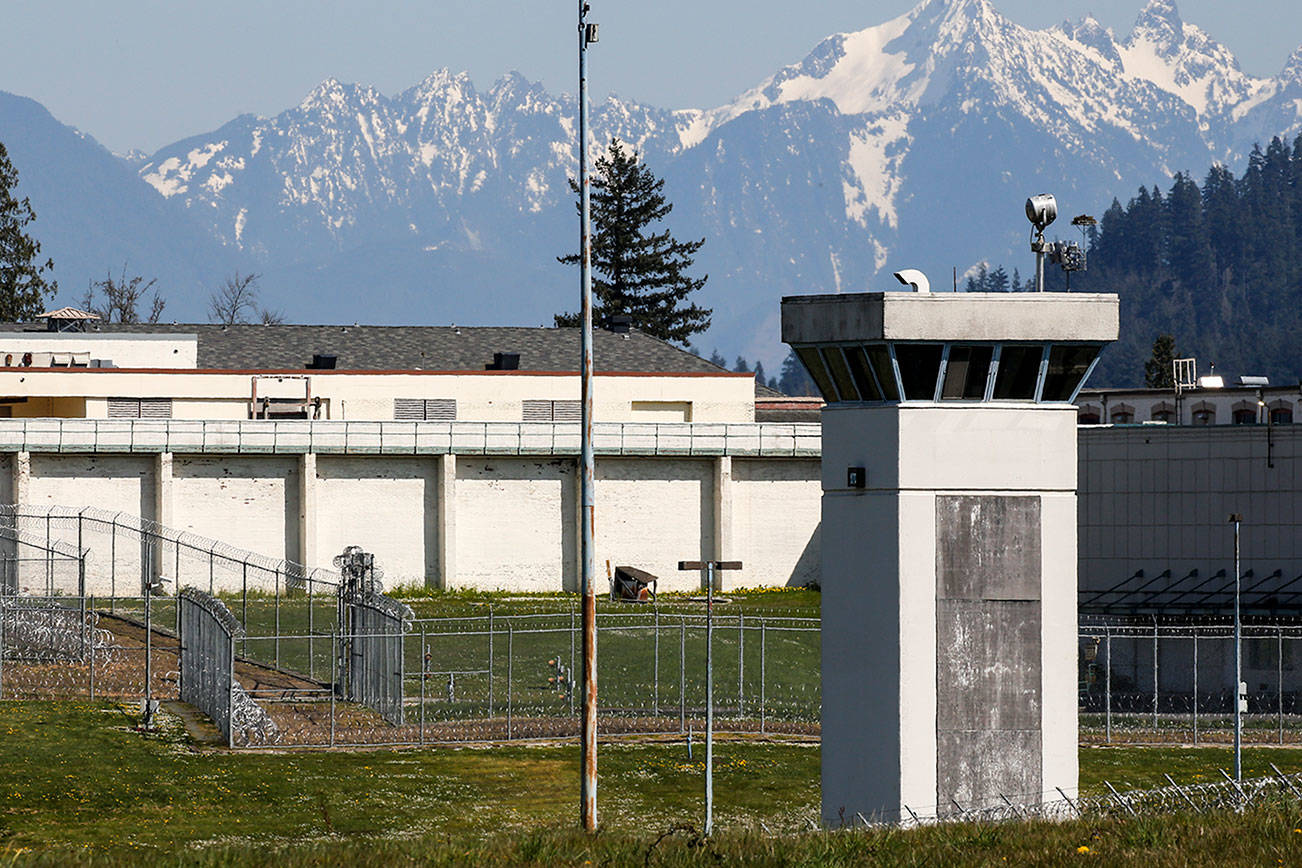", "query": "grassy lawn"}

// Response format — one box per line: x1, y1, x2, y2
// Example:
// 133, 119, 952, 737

4, 700, 1302, 865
